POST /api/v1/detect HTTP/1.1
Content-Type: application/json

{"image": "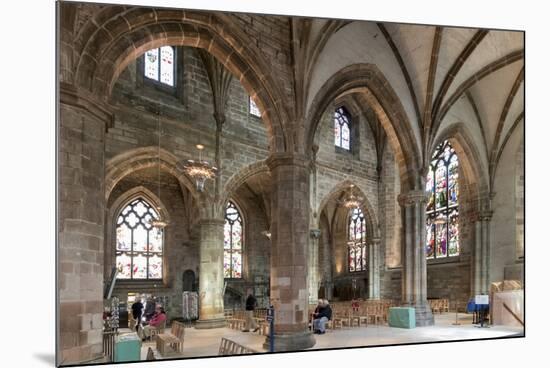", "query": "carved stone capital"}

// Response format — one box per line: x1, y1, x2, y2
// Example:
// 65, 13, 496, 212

397, 190, 429, 207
